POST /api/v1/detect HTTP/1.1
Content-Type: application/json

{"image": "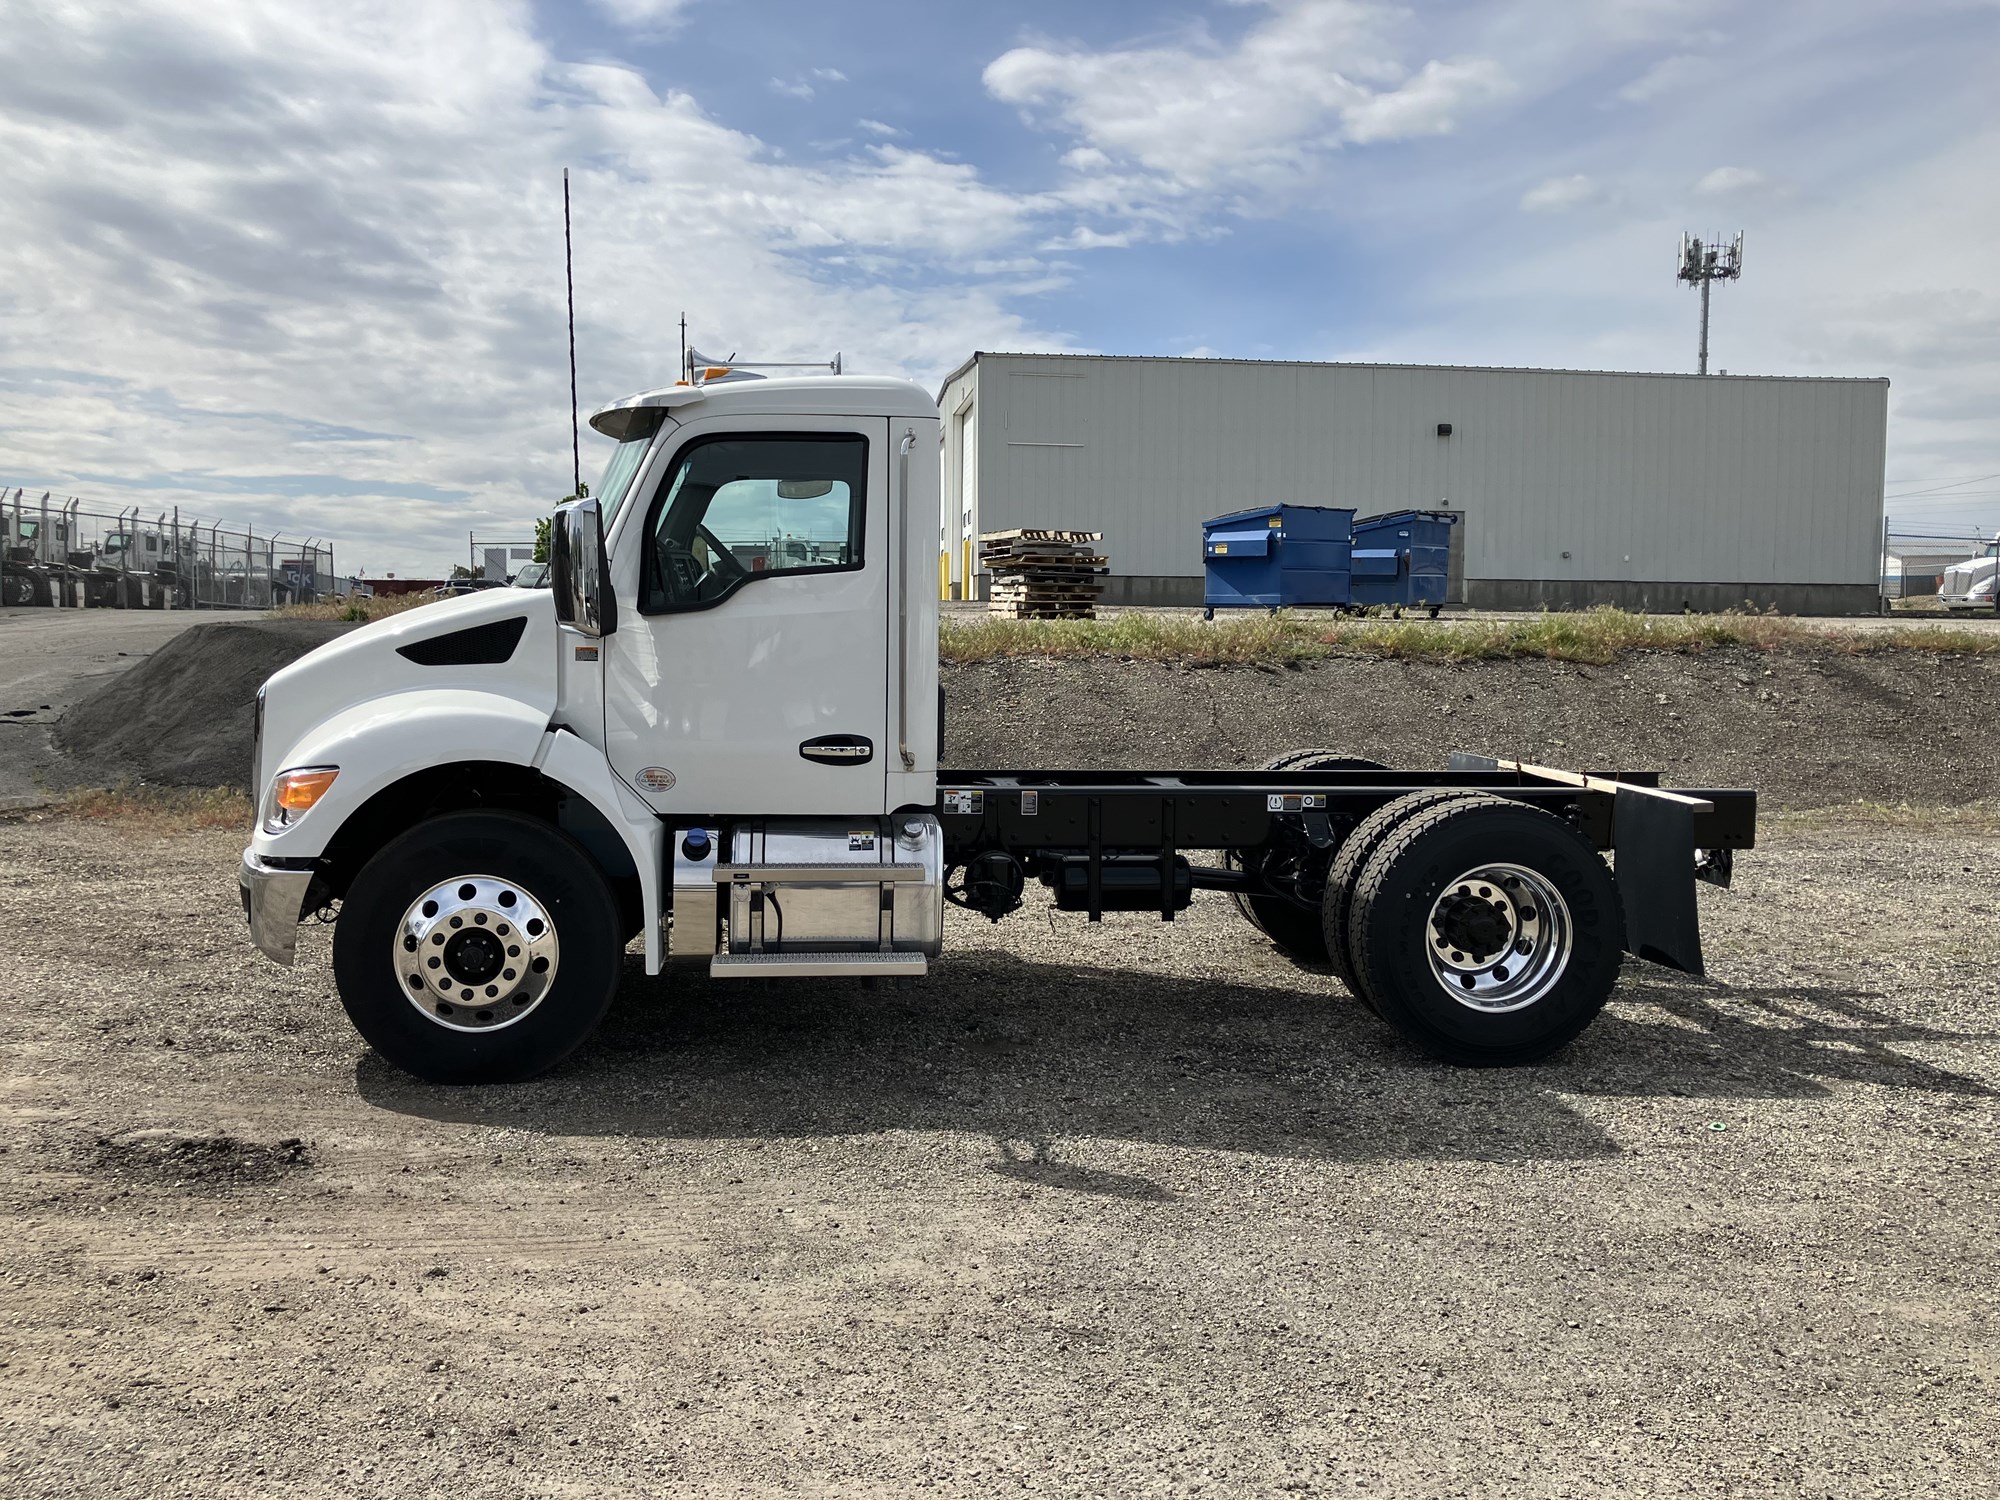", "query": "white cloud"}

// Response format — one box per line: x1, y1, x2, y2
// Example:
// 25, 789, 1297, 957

857, 118, 903, 137
0, 1, 1072, 574
1040, 227, 1136, 251
1343, 58, 1511, 142
812, 67, 848, 83
983, 0, 1511, 191
769, 77, 815, 100
1694, 164, 1780, 197
1618, 51, 1714, 103
590, 0, 706, 29
1520, 173, 1601, 212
